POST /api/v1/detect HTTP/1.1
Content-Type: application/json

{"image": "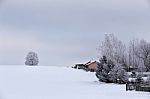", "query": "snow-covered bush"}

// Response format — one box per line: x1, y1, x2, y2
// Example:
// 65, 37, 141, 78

96, 56, 115, 83
135, 73, 144, 84
25, 51, 39, 66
